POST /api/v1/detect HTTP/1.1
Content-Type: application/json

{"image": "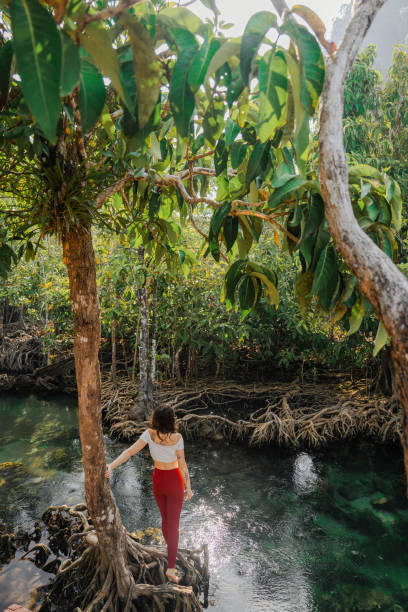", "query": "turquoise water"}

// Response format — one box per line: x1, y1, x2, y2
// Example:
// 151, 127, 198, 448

0, 393, 407, 611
